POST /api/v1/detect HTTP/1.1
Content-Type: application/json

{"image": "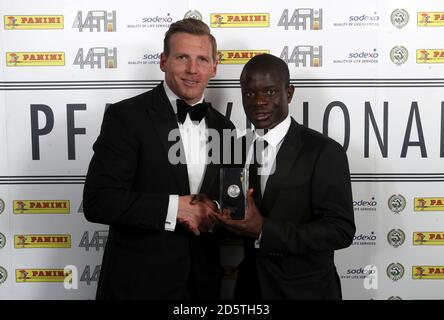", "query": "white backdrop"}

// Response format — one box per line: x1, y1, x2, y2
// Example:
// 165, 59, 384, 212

0, 0, 444, 300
